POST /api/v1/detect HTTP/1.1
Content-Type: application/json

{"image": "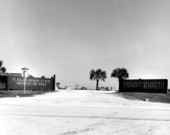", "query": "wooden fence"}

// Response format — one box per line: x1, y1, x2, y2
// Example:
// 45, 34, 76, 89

119, 79, 168, 93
